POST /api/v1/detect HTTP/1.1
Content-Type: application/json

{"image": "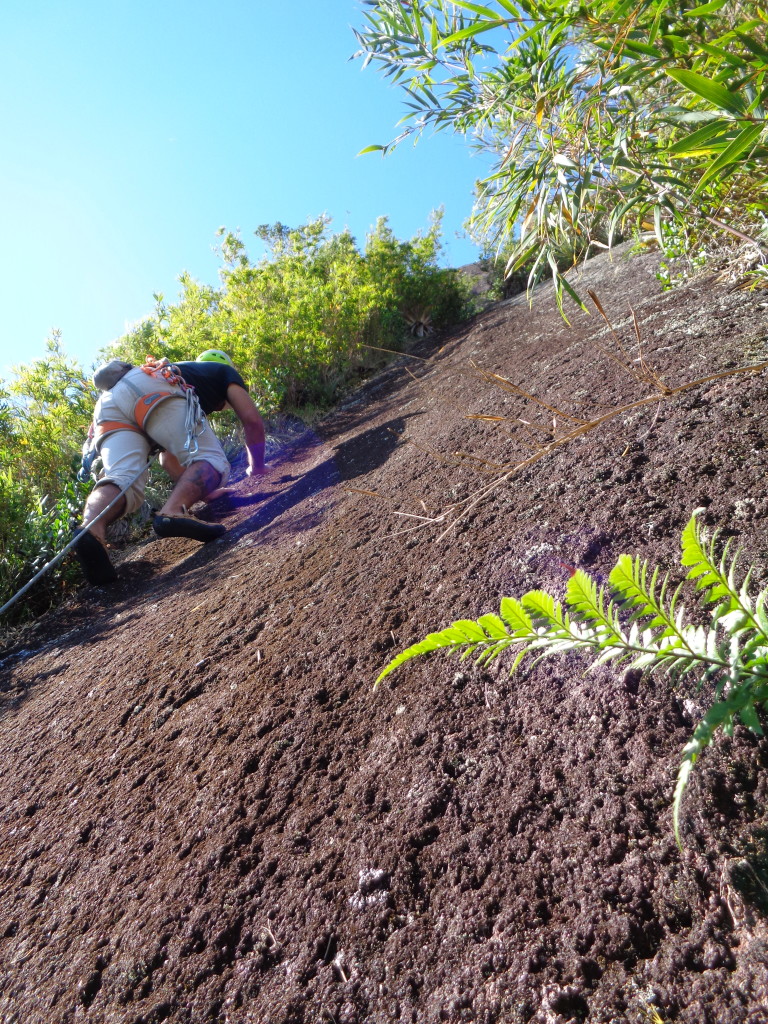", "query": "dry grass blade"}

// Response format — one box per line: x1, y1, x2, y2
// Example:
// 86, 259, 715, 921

433, 357, 768, 540
587, 288, 610, 322
513, 419, 554, 451
465, 411, 524, 428
371, 295, 768, 541
631, 303, 671, 394
637, 400, 663, 442
465, 414, 511, 422
464, 414, 547, 451
360, 343, 430, 361
516, 418, 557, 437
631, 306, 642, 348
393, 510, 447, 523
471, 363, 589, 424
588, 289, 671, 393
587, 288, 640, 377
